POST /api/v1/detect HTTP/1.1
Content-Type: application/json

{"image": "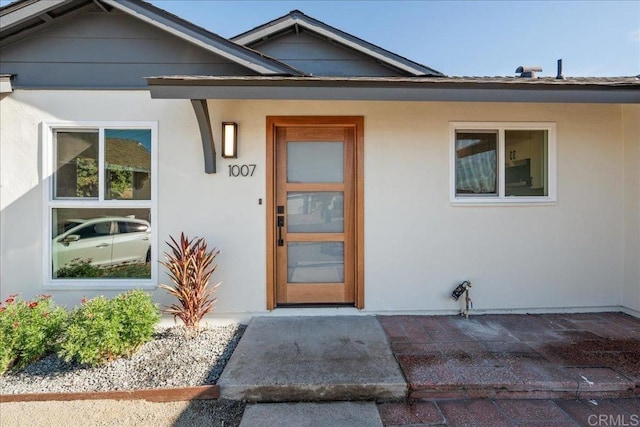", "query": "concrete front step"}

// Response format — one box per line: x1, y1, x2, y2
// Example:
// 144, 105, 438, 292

217, 316, 407, 402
